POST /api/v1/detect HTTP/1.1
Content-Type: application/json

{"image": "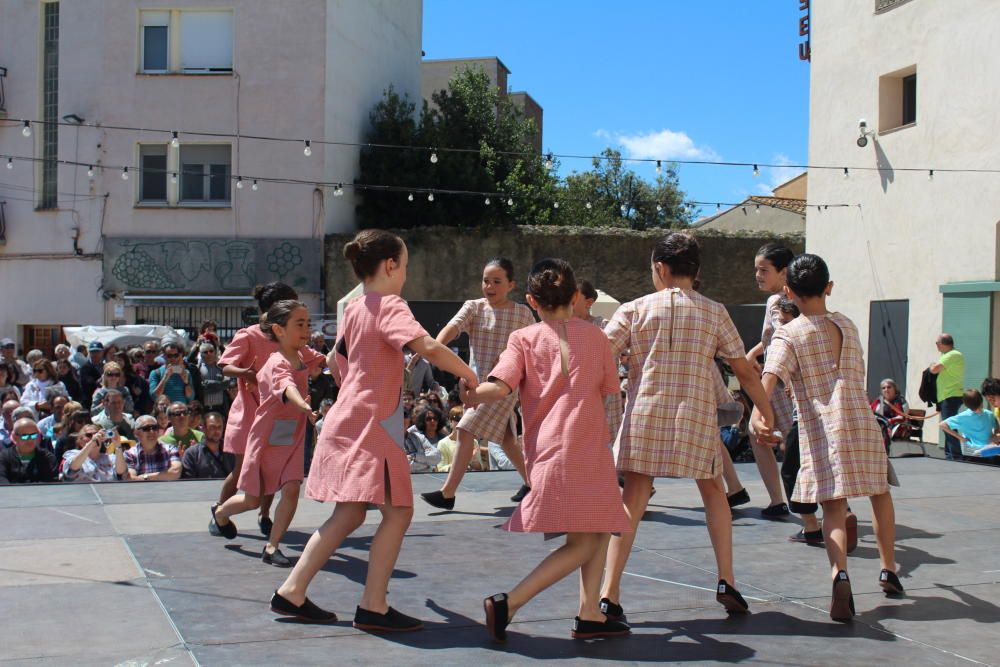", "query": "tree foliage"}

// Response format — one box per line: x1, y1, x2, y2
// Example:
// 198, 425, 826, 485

358, 69, 692, 229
